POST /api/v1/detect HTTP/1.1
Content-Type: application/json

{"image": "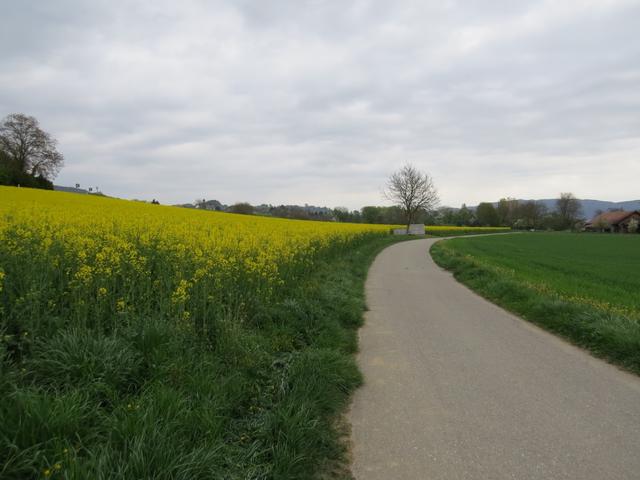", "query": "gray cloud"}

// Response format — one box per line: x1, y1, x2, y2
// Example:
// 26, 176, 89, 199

1, 0, 639, 208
